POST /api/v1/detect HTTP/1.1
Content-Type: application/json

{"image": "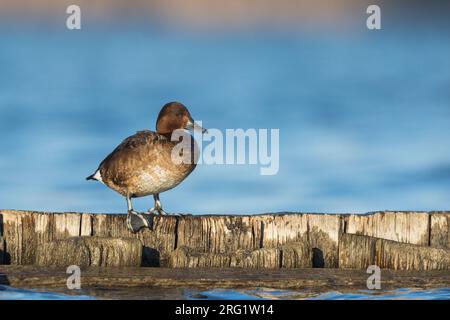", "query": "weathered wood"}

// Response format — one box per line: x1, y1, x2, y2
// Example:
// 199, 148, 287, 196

339, 234, 450, 270
252, 213, 340, 267
430, 212, 450, 249
169, 247, 281, 268
170, 242, 311, 269
233, 248, 281, 268
339, 234, 376, 269
308, 214, 341, 267
257, 214, 308, 248
0, 236, 5, 264
176, 215, 260, 253
0, 210, 177, 267
280, 242, 312, 268
1, 210, 449, 271
345, 211, 430, 245
169, 246, 232, 268
90, 214, 177, 267
0, 211, 91, 265
36, 237, 142, 267
80, 213, 93, 236
1, 210, 40, 265
376, 237, 450, 271
171, 213, 339, 268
